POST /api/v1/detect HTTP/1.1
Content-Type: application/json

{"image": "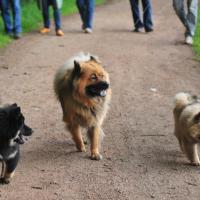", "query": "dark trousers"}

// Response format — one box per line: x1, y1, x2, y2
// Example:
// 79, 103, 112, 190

76, 0, 94, 29
41, 0, 61, 30
0, 0, 22, 34
129, 0, 153, 31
